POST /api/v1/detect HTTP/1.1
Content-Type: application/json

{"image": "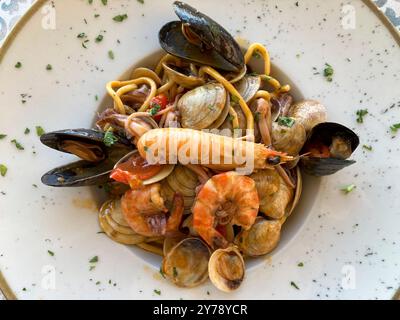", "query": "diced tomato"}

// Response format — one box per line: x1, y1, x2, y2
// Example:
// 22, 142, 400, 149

149, 94, 169, 122
110, 153, 162, 189
305, 142, 331, 158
